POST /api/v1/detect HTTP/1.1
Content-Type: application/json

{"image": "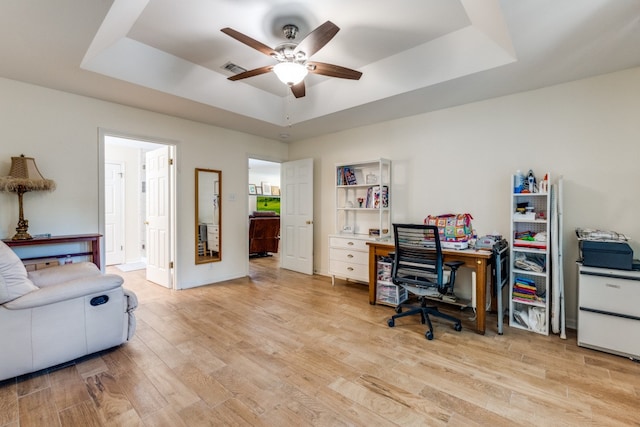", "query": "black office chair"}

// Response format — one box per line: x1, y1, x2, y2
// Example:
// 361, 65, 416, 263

387, 223, 464, 340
